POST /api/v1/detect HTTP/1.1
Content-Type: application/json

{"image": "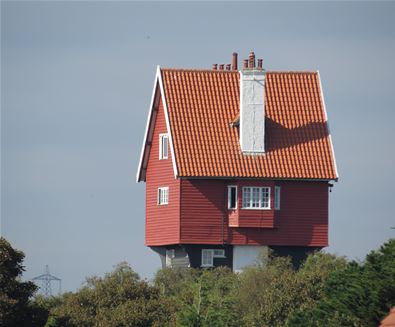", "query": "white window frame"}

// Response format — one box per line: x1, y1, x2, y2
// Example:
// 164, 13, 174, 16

157, 187, 169, 205
227, 185, 238, 209
201, 249, 226, 267
275, 186, 281, 210
213, 249, 225, 258
242, 186, 271, 210
159, 133, 169, 160
201, 249, 214, 267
